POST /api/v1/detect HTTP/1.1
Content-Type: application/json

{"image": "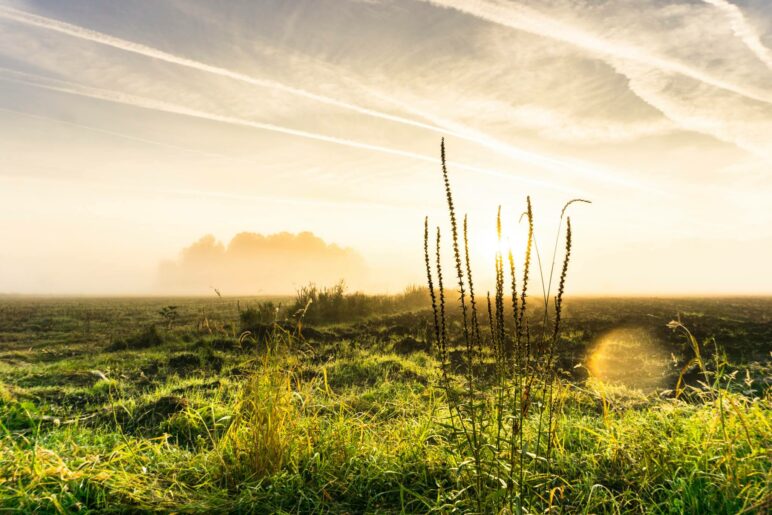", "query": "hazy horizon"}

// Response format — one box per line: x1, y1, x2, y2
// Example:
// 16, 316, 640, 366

1, 0, 771, 296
